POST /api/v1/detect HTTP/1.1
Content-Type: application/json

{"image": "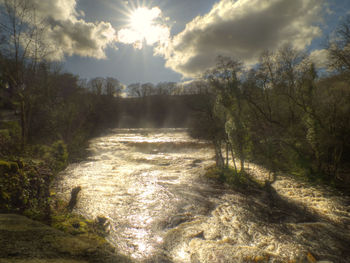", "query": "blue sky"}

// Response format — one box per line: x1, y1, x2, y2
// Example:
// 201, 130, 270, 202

56, 0, 350, 85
